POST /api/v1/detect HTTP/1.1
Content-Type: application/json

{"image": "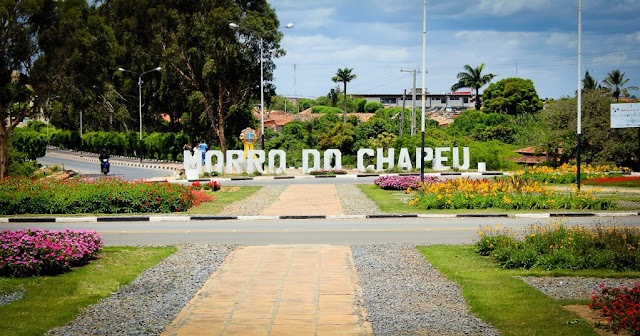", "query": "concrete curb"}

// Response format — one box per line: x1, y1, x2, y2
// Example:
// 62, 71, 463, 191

3, 212, 639, 223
